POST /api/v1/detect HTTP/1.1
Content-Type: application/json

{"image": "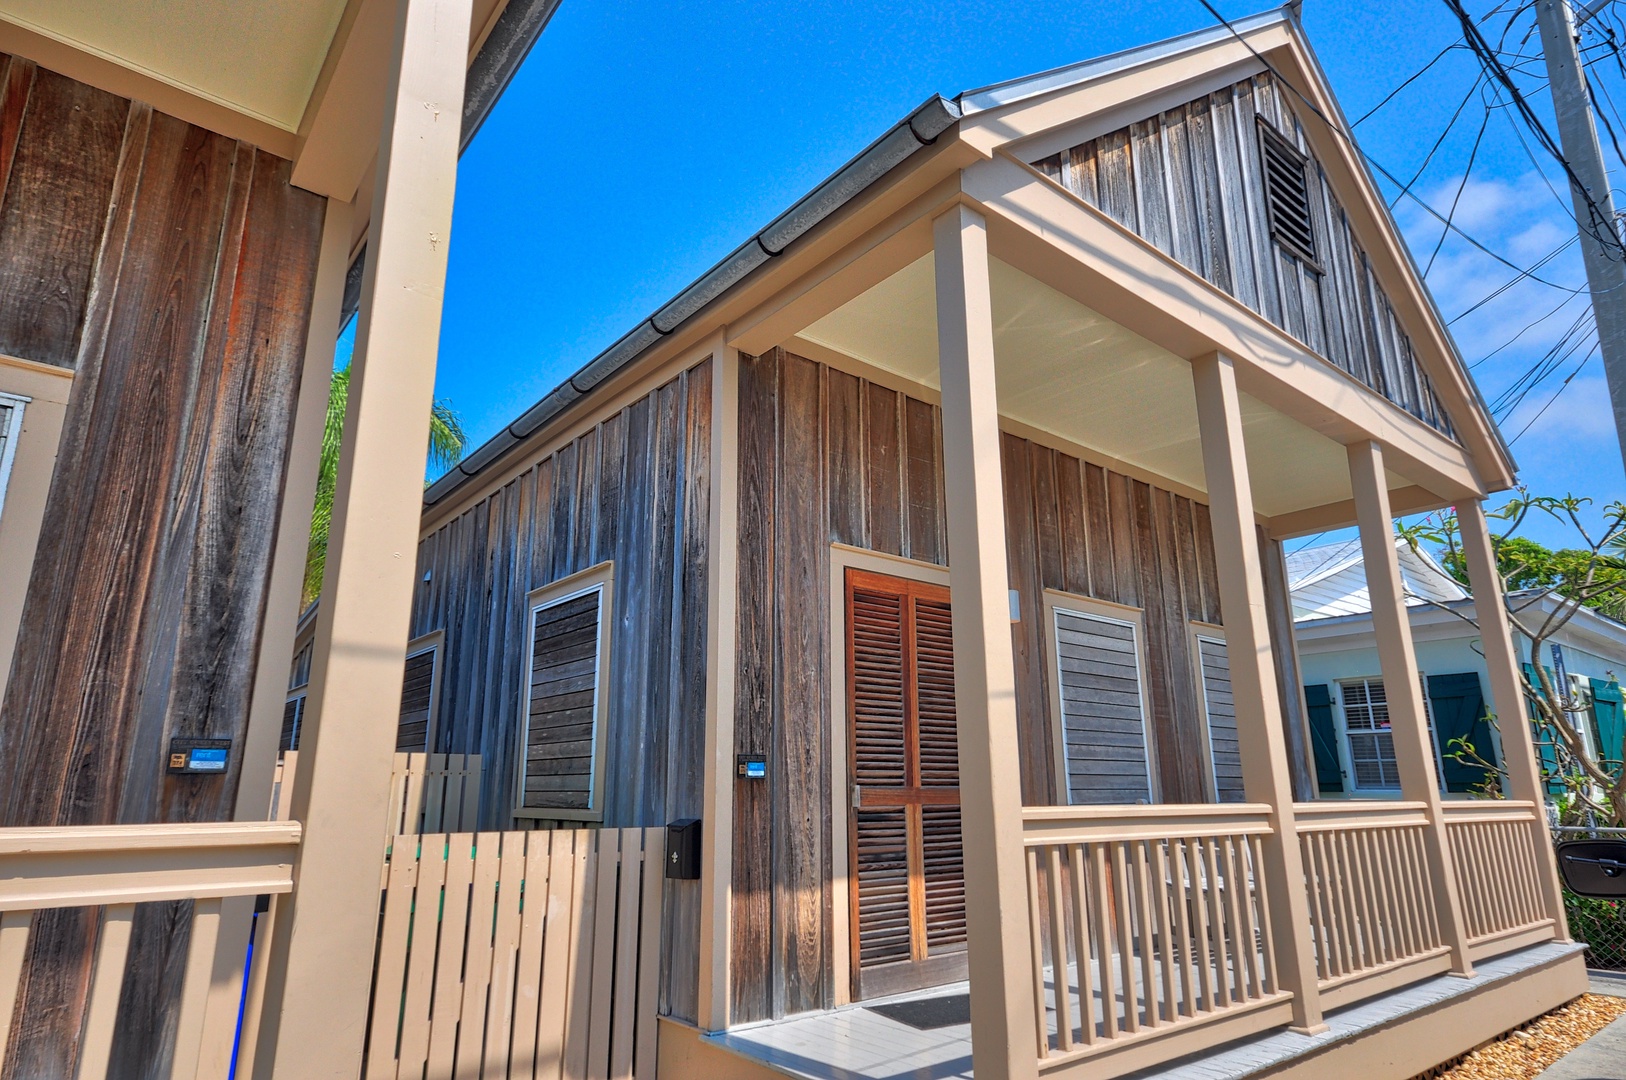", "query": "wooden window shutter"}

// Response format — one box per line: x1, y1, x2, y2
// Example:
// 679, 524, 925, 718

280, 695, 304, 752
522, 573, 610, 816
913, 596, 965, 954
397, 647, 436, 752
849, 584, 912, 969
1194, 634, 1246, 803
1052, 606, 1153, 804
